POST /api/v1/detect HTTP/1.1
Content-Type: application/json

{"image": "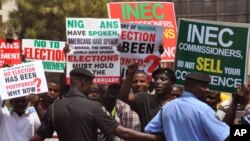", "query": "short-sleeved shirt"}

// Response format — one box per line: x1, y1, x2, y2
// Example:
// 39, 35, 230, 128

0, 98, 41, 141
37, 90, 119, 141
145, 91, 229, 141
130, 92, 162, 131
